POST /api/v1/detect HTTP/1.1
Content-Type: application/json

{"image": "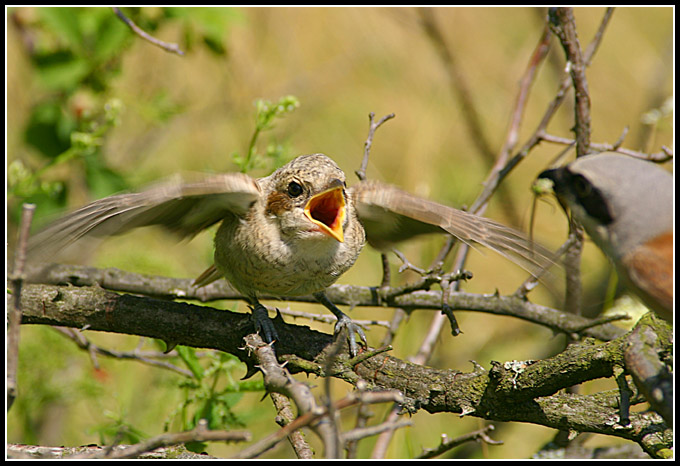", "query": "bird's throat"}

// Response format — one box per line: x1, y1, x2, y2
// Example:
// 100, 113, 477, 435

304, 186, 346, 242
